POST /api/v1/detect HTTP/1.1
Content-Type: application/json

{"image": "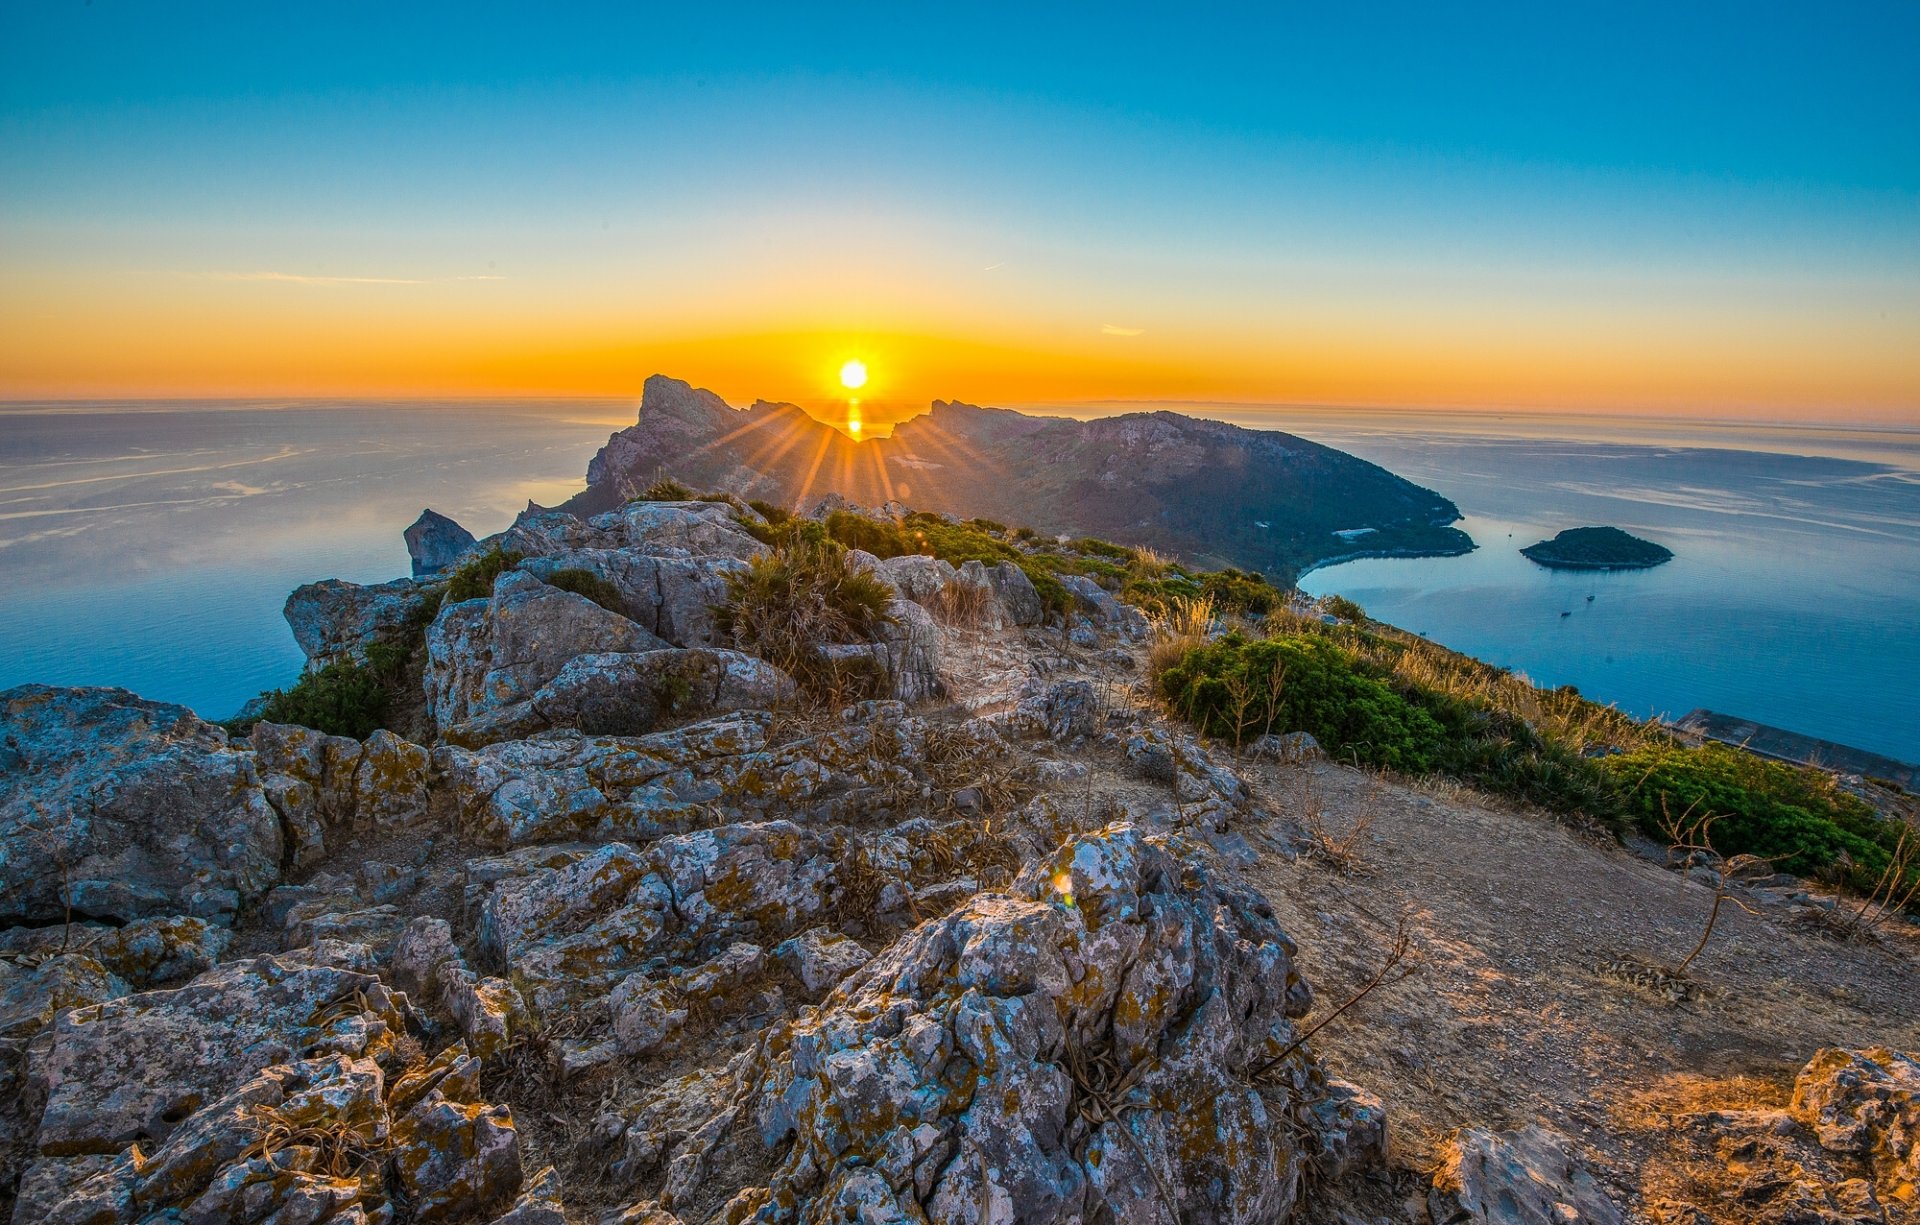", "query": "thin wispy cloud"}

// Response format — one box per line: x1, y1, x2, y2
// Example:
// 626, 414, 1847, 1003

982, 262, 1006, 271
211, 271, 425, 285
1101, 323, 1144, 336
197, 271, 508, 286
